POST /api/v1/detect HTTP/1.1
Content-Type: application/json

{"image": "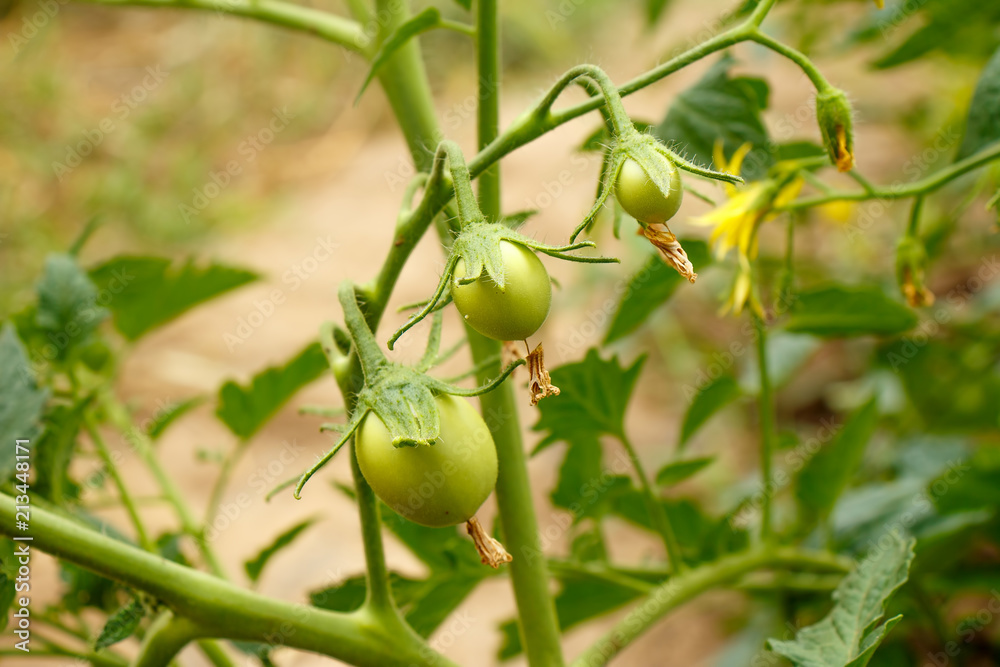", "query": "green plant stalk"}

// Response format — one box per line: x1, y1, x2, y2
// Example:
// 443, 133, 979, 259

752, 314, 777, 541
745, 29, 832, 92
620, 434, 685, 573
469, 1, 564, 664
74, 0, 367, 52
569, 545, 851, 667
84, 416, 153, 551
0, 494, 459, 667
133, 611, 203, 667
100, 392, 227, 579
907, 195, 925, 237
